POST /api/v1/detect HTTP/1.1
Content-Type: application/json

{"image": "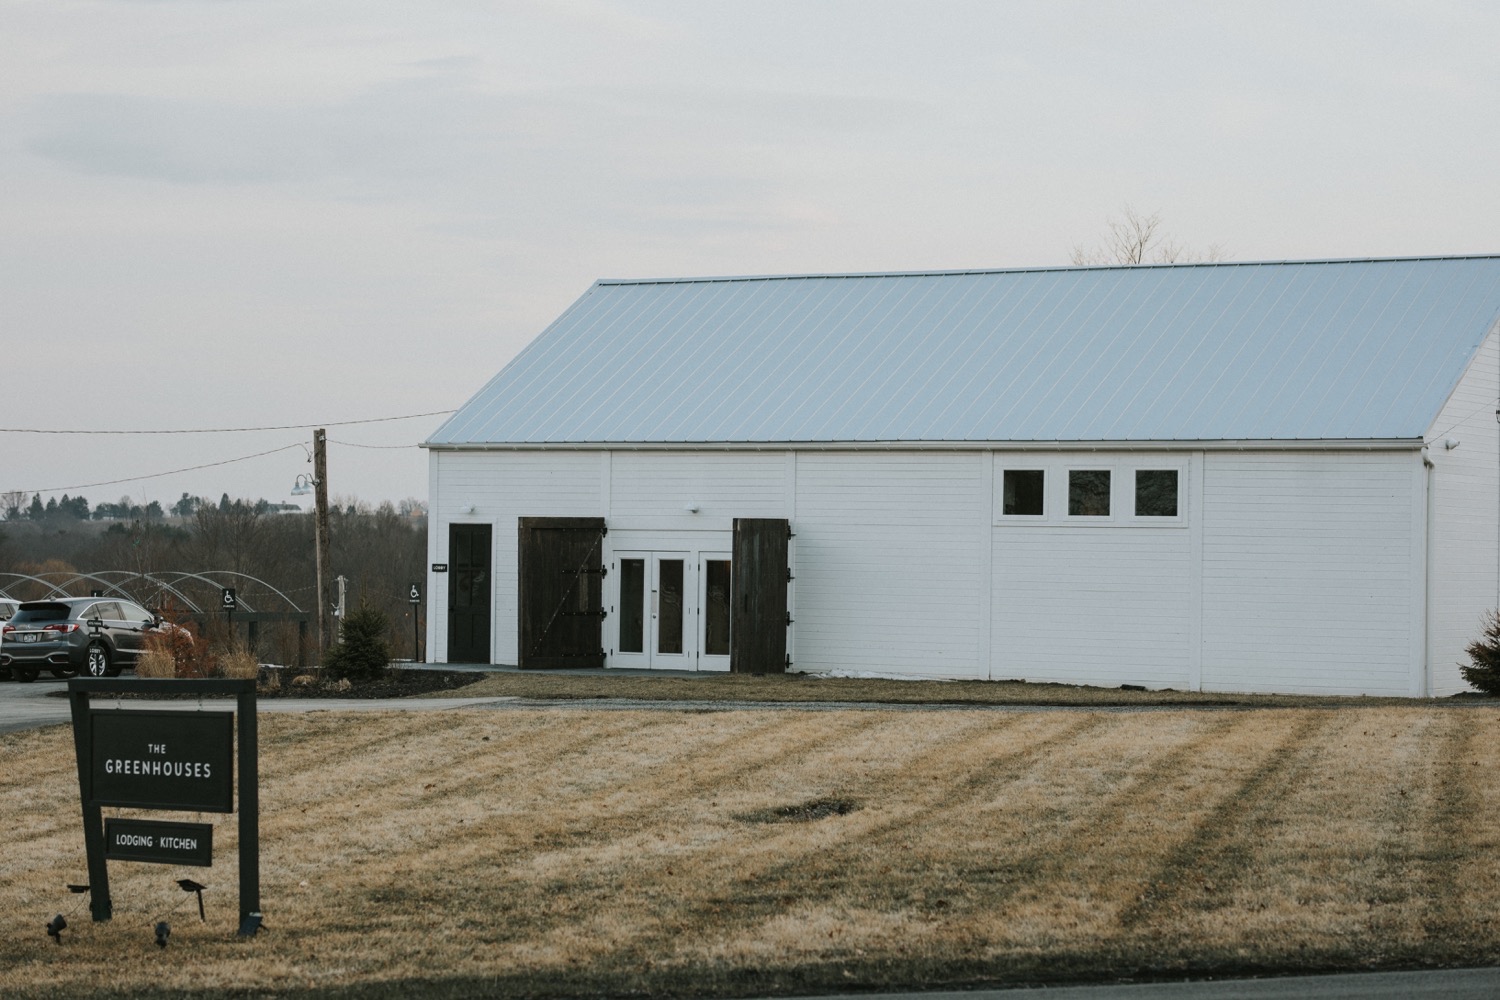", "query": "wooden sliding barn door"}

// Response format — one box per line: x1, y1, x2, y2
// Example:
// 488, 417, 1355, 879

518, 517, 606, 669
730, 517, 790, 674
